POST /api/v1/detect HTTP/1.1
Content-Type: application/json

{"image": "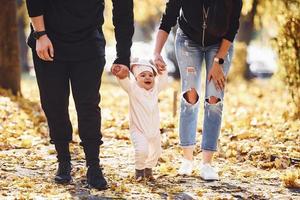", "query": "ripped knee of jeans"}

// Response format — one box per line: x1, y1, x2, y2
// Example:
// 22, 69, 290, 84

183, 88, 199, 105
181, 66, 199, 109
206, 96, 221, 104
205, 96, 223, 114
